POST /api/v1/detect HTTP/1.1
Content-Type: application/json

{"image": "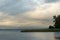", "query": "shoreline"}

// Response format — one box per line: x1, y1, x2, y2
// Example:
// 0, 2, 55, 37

21, 29, 60, 32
